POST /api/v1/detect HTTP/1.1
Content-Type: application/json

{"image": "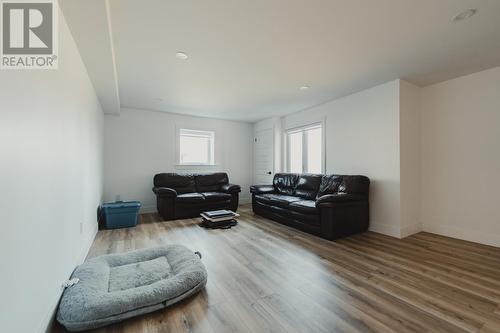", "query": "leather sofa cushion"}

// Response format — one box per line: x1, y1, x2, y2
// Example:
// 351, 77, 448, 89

317, 175, 342, 198
154, 173, 196, 194
254, 201, 319, 225
288, 200, 318, 215
273, 173, 299, 195
195, 173, 229, 192
294, 174, 322, 200
288, 209, 320, 224
255, 193, 301, 208
201, 192, 232, 202
175, 193, 204, 203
